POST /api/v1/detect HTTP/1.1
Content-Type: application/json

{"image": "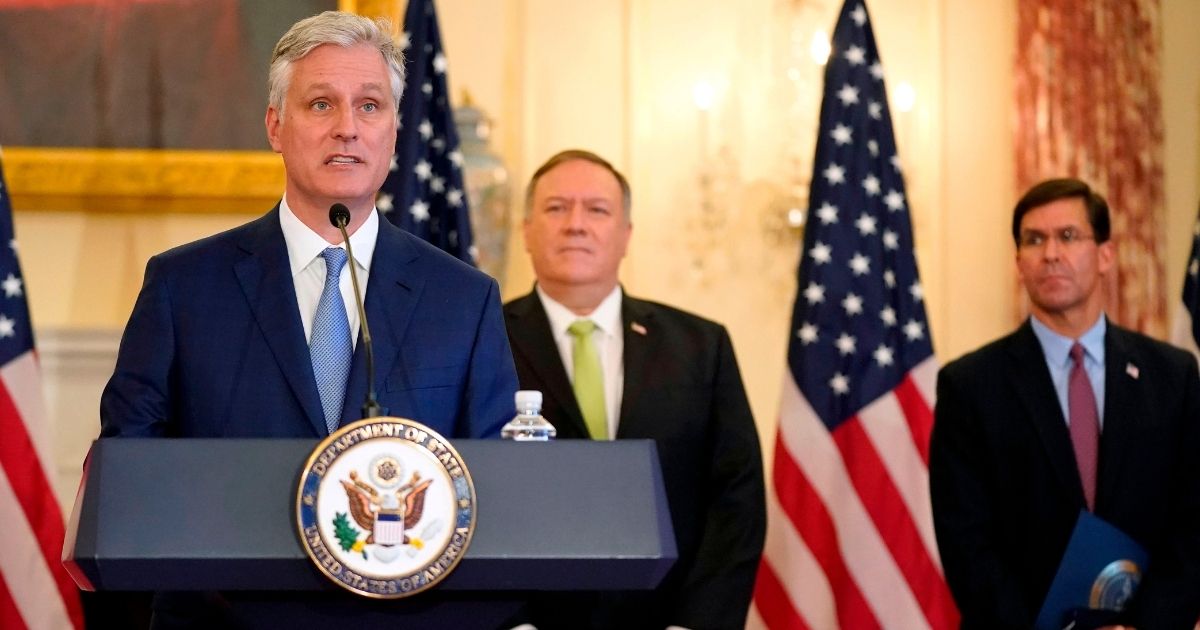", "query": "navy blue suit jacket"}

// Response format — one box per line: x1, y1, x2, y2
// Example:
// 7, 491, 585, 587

101, 207, 517, 440
931, 320, 1200, 629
